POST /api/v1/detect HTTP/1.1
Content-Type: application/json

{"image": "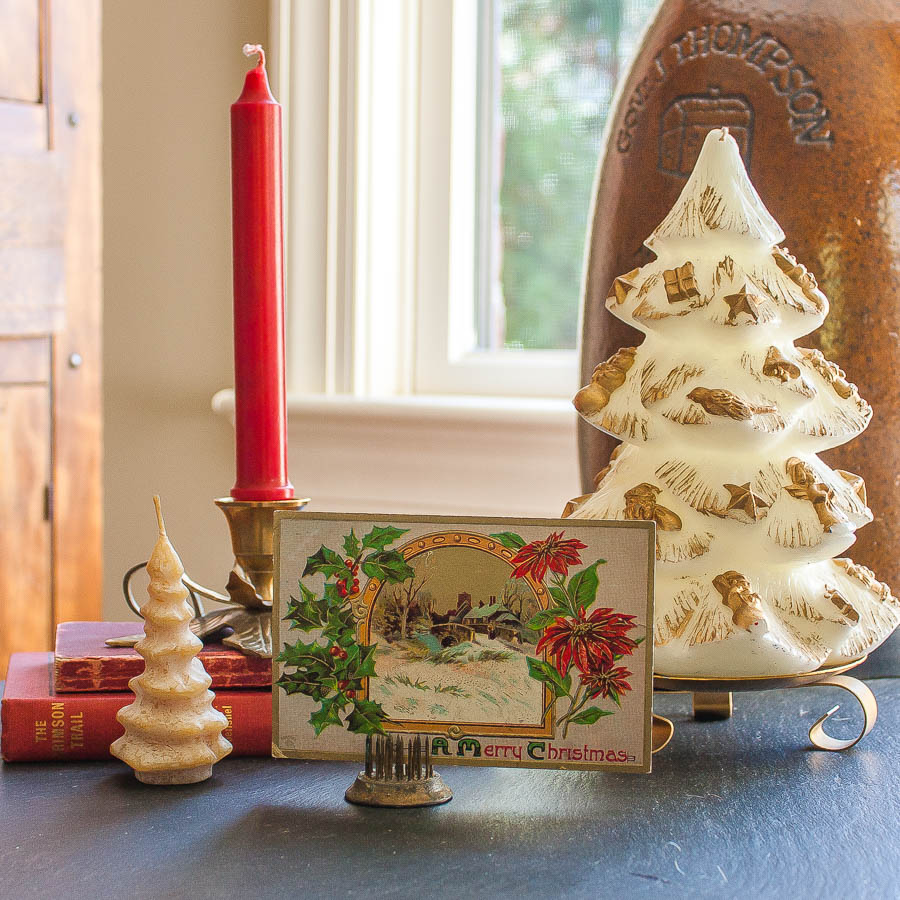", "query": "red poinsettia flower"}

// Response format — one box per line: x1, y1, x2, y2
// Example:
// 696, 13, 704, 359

536, 606, 637, 676
580, 664, 633, 700
511, 532, 587, 582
